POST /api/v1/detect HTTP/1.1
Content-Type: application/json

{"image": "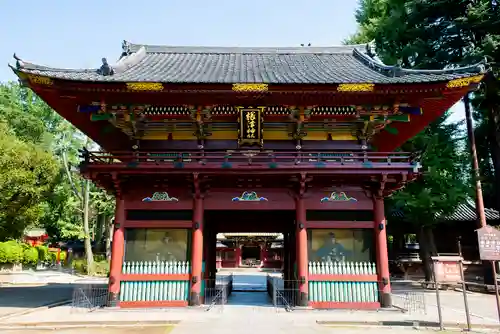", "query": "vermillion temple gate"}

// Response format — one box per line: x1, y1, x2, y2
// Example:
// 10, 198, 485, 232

11, 41, 485, 309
